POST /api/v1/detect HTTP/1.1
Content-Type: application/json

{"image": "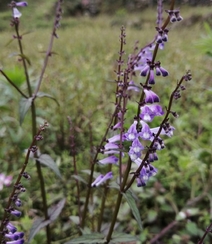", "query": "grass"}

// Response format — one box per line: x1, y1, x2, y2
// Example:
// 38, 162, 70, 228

0, 2, 212, 243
